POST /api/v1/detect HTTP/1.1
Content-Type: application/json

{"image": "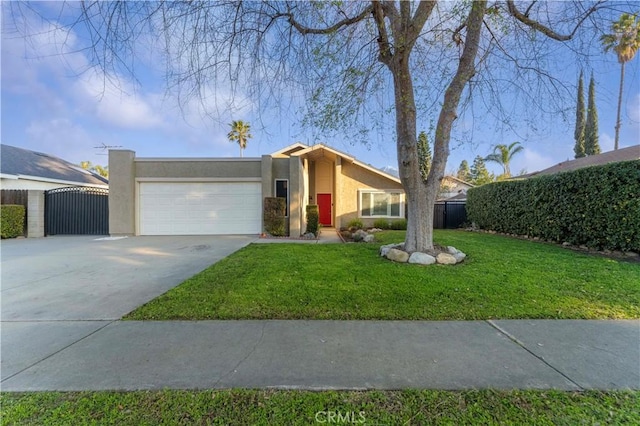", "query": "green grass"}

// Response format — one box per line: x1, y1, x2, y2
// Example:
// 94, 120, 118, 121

126, 230, 640, 320
2, 390, 638, 425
